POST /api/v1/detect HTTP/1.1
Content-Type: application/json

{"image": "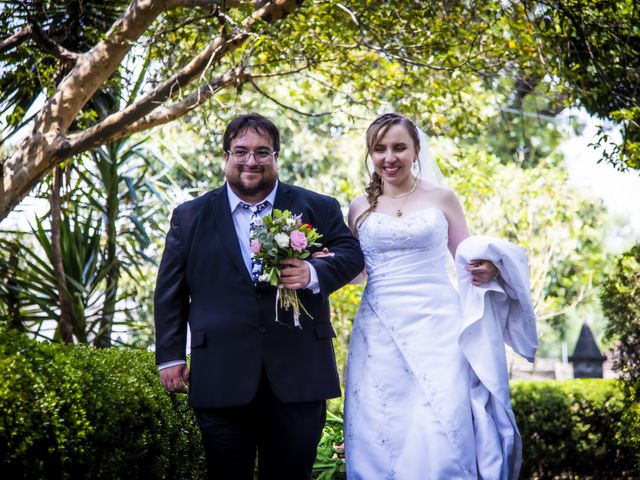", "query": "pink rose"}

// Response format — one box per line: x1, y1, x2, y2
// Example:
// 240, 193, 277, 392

250, 239, 262, 254
289, 230, 308, 252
